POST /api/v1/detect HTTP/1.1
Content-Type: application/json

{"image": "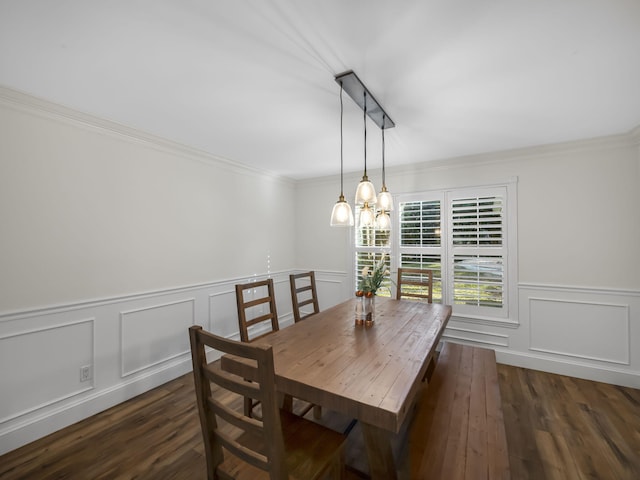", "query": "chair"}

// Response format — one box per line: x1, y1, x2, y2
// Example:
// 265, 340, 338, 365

396, 268, 433, 303
235, 278, 280, 417
235, 279, 280, 343
289, 271, 320, 323
189, 326, 346, 480
289, 272, 323, 418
